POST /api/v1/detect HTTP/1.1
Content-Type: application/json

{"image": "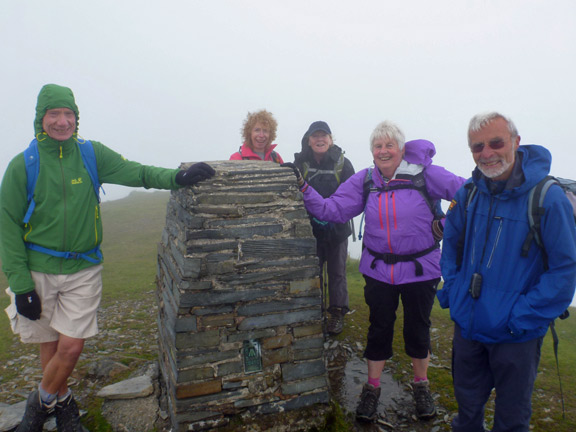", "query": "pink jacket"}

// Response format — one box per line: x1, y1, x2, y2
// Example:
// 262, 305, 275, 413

229, 142, 284, 163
